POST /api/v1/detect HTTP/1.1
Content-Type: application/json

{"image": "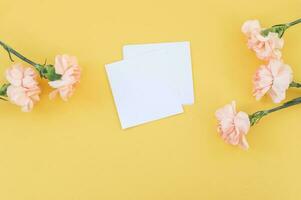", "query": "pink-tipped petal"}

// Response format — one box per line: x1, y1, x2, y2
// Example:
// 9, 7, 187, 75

5, 64, 41, 112
234, 112, 250, 135
253, 60, 292, 103
239, 135, 249, 150
215, 102, 251, 150
241, 20, 261, 36
49, 90, 59, 100
49, 55, 81, 101
242, 20, 284, 61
